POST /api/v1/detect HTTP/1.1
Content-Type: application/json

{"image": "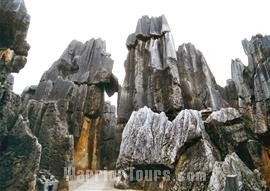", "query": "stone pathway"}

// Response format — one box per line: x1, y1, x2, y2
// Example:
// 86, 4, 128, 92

69, 171, 141, 191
